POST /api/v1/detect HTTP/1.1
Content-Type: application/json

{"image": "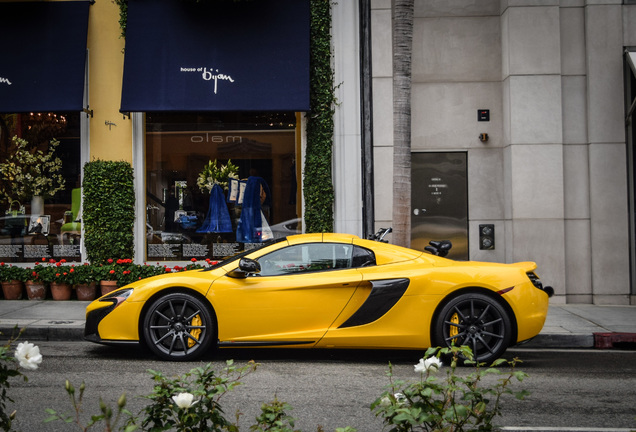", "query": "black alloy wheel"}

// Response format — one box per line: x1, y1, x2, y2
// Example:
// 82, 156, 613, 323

142, 292, 215, 361
432, 292, 512, 364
